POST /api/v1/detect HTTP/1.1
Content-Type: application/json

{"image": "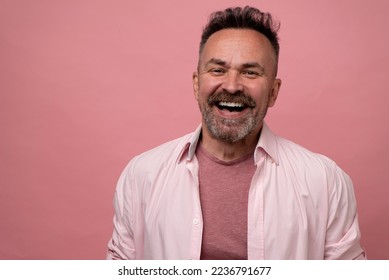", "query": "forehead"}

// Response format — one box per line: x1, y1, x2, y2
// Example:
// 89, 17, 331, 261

200, 29, 276, 67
